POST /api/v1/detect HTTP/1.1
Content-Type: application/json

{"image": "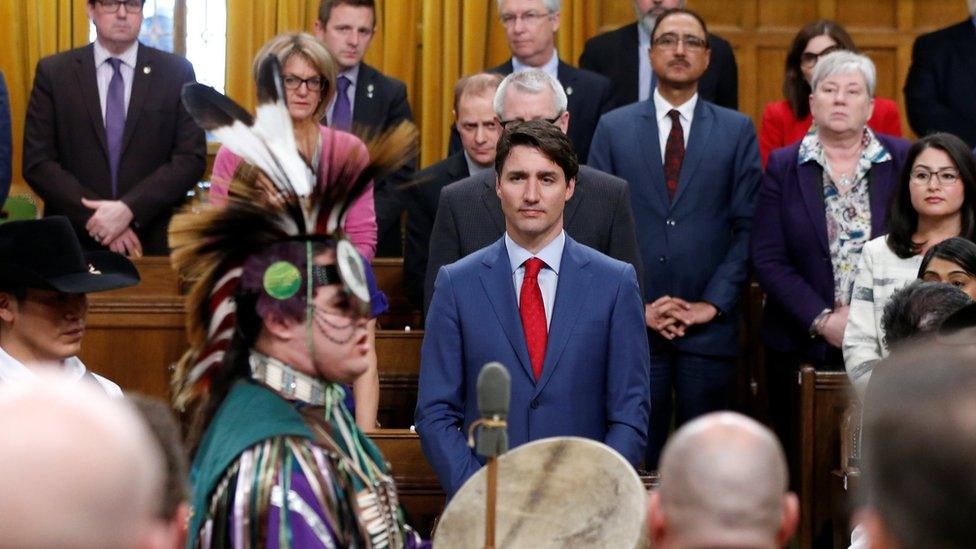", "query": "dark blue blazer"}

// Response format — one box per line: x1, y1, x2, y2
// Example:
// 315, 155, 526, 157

588, 99, 761, 356
0, 70, 10, 206
904, 20, 976, 147
415, 236, 650, 497
751, 135, 911, 362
